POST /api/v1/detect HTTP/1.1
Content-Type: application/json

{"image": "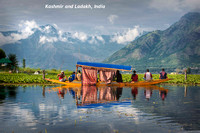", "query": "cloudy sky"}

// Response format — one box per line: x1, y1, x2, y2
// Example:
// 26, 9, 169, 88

0, 0, 200, 36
